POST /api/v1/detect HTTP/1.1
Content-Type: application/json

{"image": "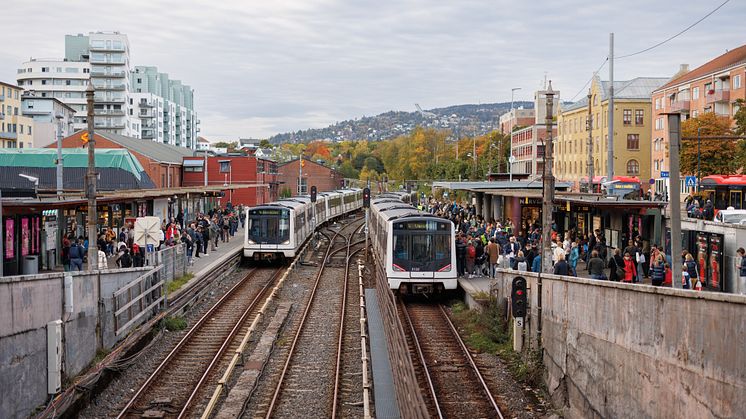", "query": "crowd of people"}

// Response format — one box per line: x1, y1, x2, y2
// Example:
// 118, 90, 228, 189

423, 198, 709, 291
60, 205, 245, 271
